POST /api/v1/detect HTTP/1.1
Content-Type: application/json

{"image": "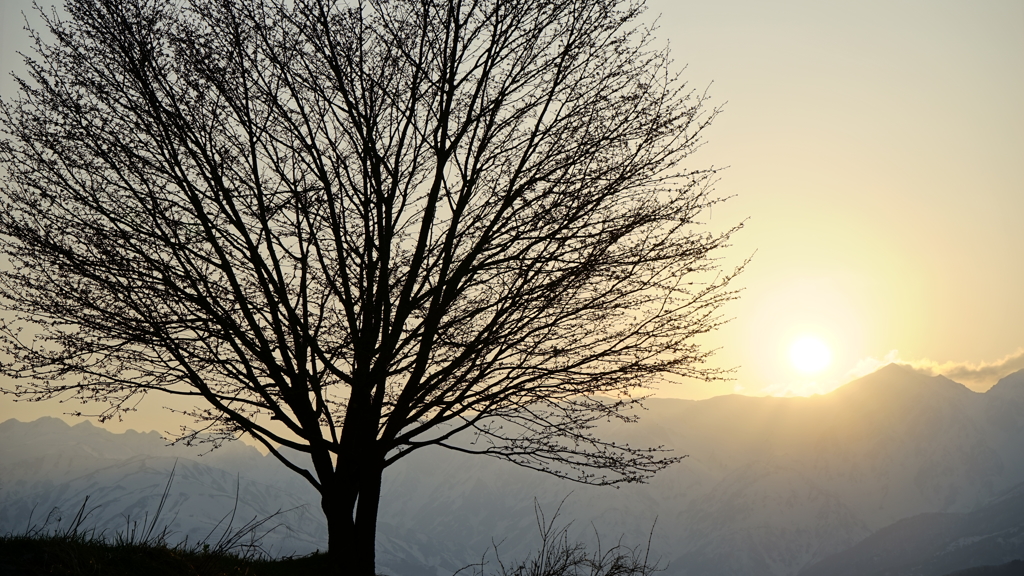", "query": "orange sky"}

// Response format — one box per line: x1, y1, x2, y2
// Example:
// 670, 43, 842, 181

0, 0, 1021, 433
